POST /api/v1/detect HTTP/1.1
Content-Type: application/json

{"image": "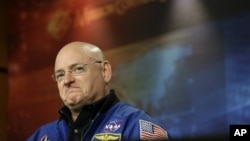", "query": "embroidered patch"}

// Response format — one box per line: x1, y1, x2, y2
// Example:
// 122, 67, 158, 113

139, 119, 168, 140
103, 120, 122, 132
92, 133, 121, 141
40, 134, 50, 141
